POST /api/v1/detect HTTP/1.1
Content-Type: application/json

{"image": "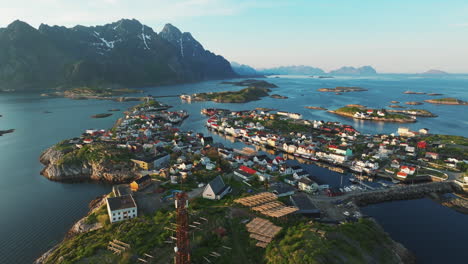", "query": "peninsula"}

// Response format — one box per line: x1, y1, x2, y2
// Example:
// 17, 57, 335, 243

42, 87, 147, 102
424, 98, 468, 105
318, 87, 367, 93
